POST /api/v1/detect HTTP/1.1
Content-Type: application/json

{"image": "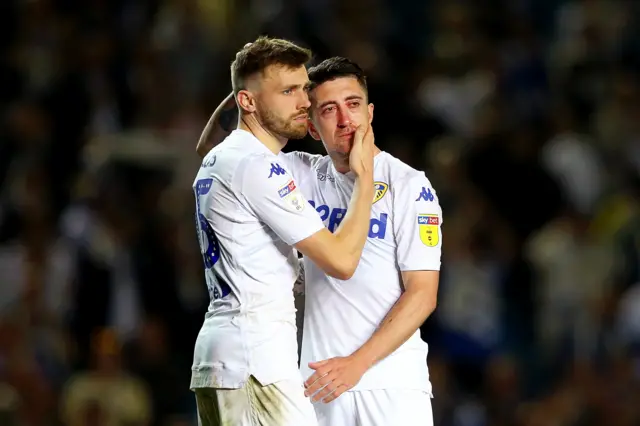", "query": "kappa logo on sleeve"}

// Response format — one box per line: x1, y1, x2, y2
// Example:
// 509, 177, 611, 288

268, 163, 287, 178
417, 214, 440, 247
415, 187, 435, 202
